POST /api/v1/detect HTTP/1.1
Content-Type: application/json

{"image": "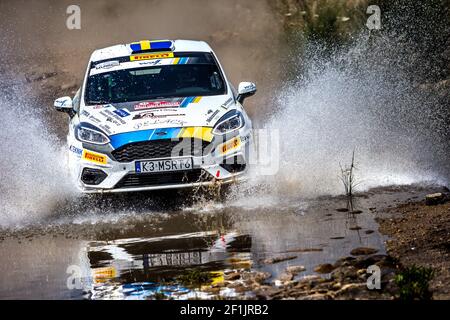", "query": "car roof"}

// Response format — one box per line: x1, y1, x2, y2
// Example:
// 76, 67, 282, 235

90, 39, 212, 62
